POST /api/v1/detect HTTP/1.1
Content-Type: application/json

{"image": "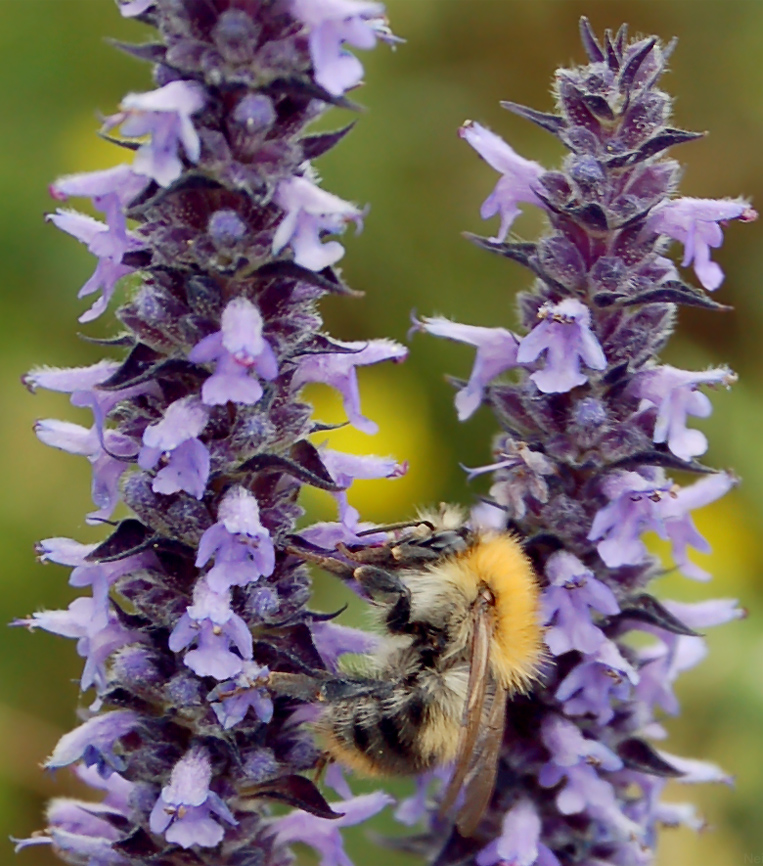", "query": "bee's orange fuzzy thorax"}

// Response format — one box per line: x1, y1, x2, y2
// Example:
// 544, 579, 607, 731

453, 534, 545, 693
